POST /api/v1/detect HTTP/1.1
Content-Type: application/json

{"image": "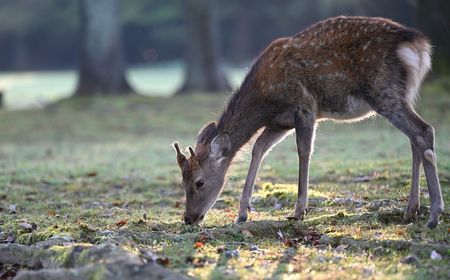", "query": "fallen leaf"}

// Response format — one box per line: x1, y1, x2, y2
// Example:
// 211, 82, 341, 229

0, 264, 19, 279
401, 255, 420, 266
86, 172, 97, 177
48, 210, 56, 217
283, 238, 297, 247
373, 232, 383, 239
157, 257, 170, 267
194, 241, 204, 248
241, 229, 254, 238
225, 250, 239, 258
115, 219, 128, 228
186, 256, 206, 267
350, 175, 373, 182
140, 249, 157, 262
197, 233, 209, 243
18, 222, 37, 233
335, 244, 349, 252
274, 203, 282, 210
5, 232, 15, 243
304, 228, 322, 246
277, 229, 284, 240
430, 250, 442, 260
